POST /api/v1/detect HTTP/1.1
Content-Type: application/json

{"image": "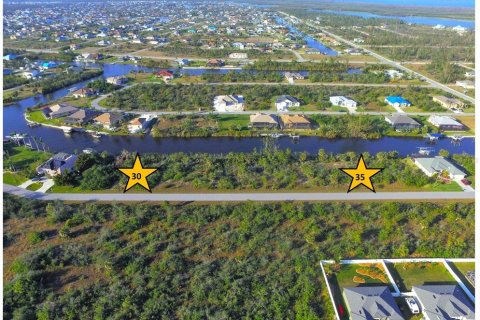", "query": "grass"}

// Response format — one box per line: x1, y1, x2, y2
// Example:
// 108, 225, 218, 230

335, 263, 392, 289
449, 262, 475, 294
3, 145, 51, 172
26, 110, 64, 126
3, 172, 28, 186
217, 114, 250, 129
387, 262, 455, 292
424, 182, 463, 192
26, 182, 43, 191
